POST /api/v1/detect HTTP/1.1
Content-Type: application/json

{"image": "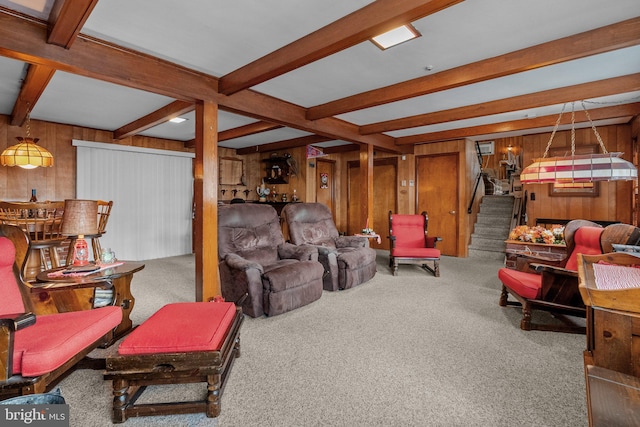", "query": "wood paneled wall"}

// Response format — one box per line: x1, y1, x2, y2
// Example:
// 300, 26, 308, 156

0, 114, 193, 201
3, 112, 635, 248
521, 124, 634, 225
